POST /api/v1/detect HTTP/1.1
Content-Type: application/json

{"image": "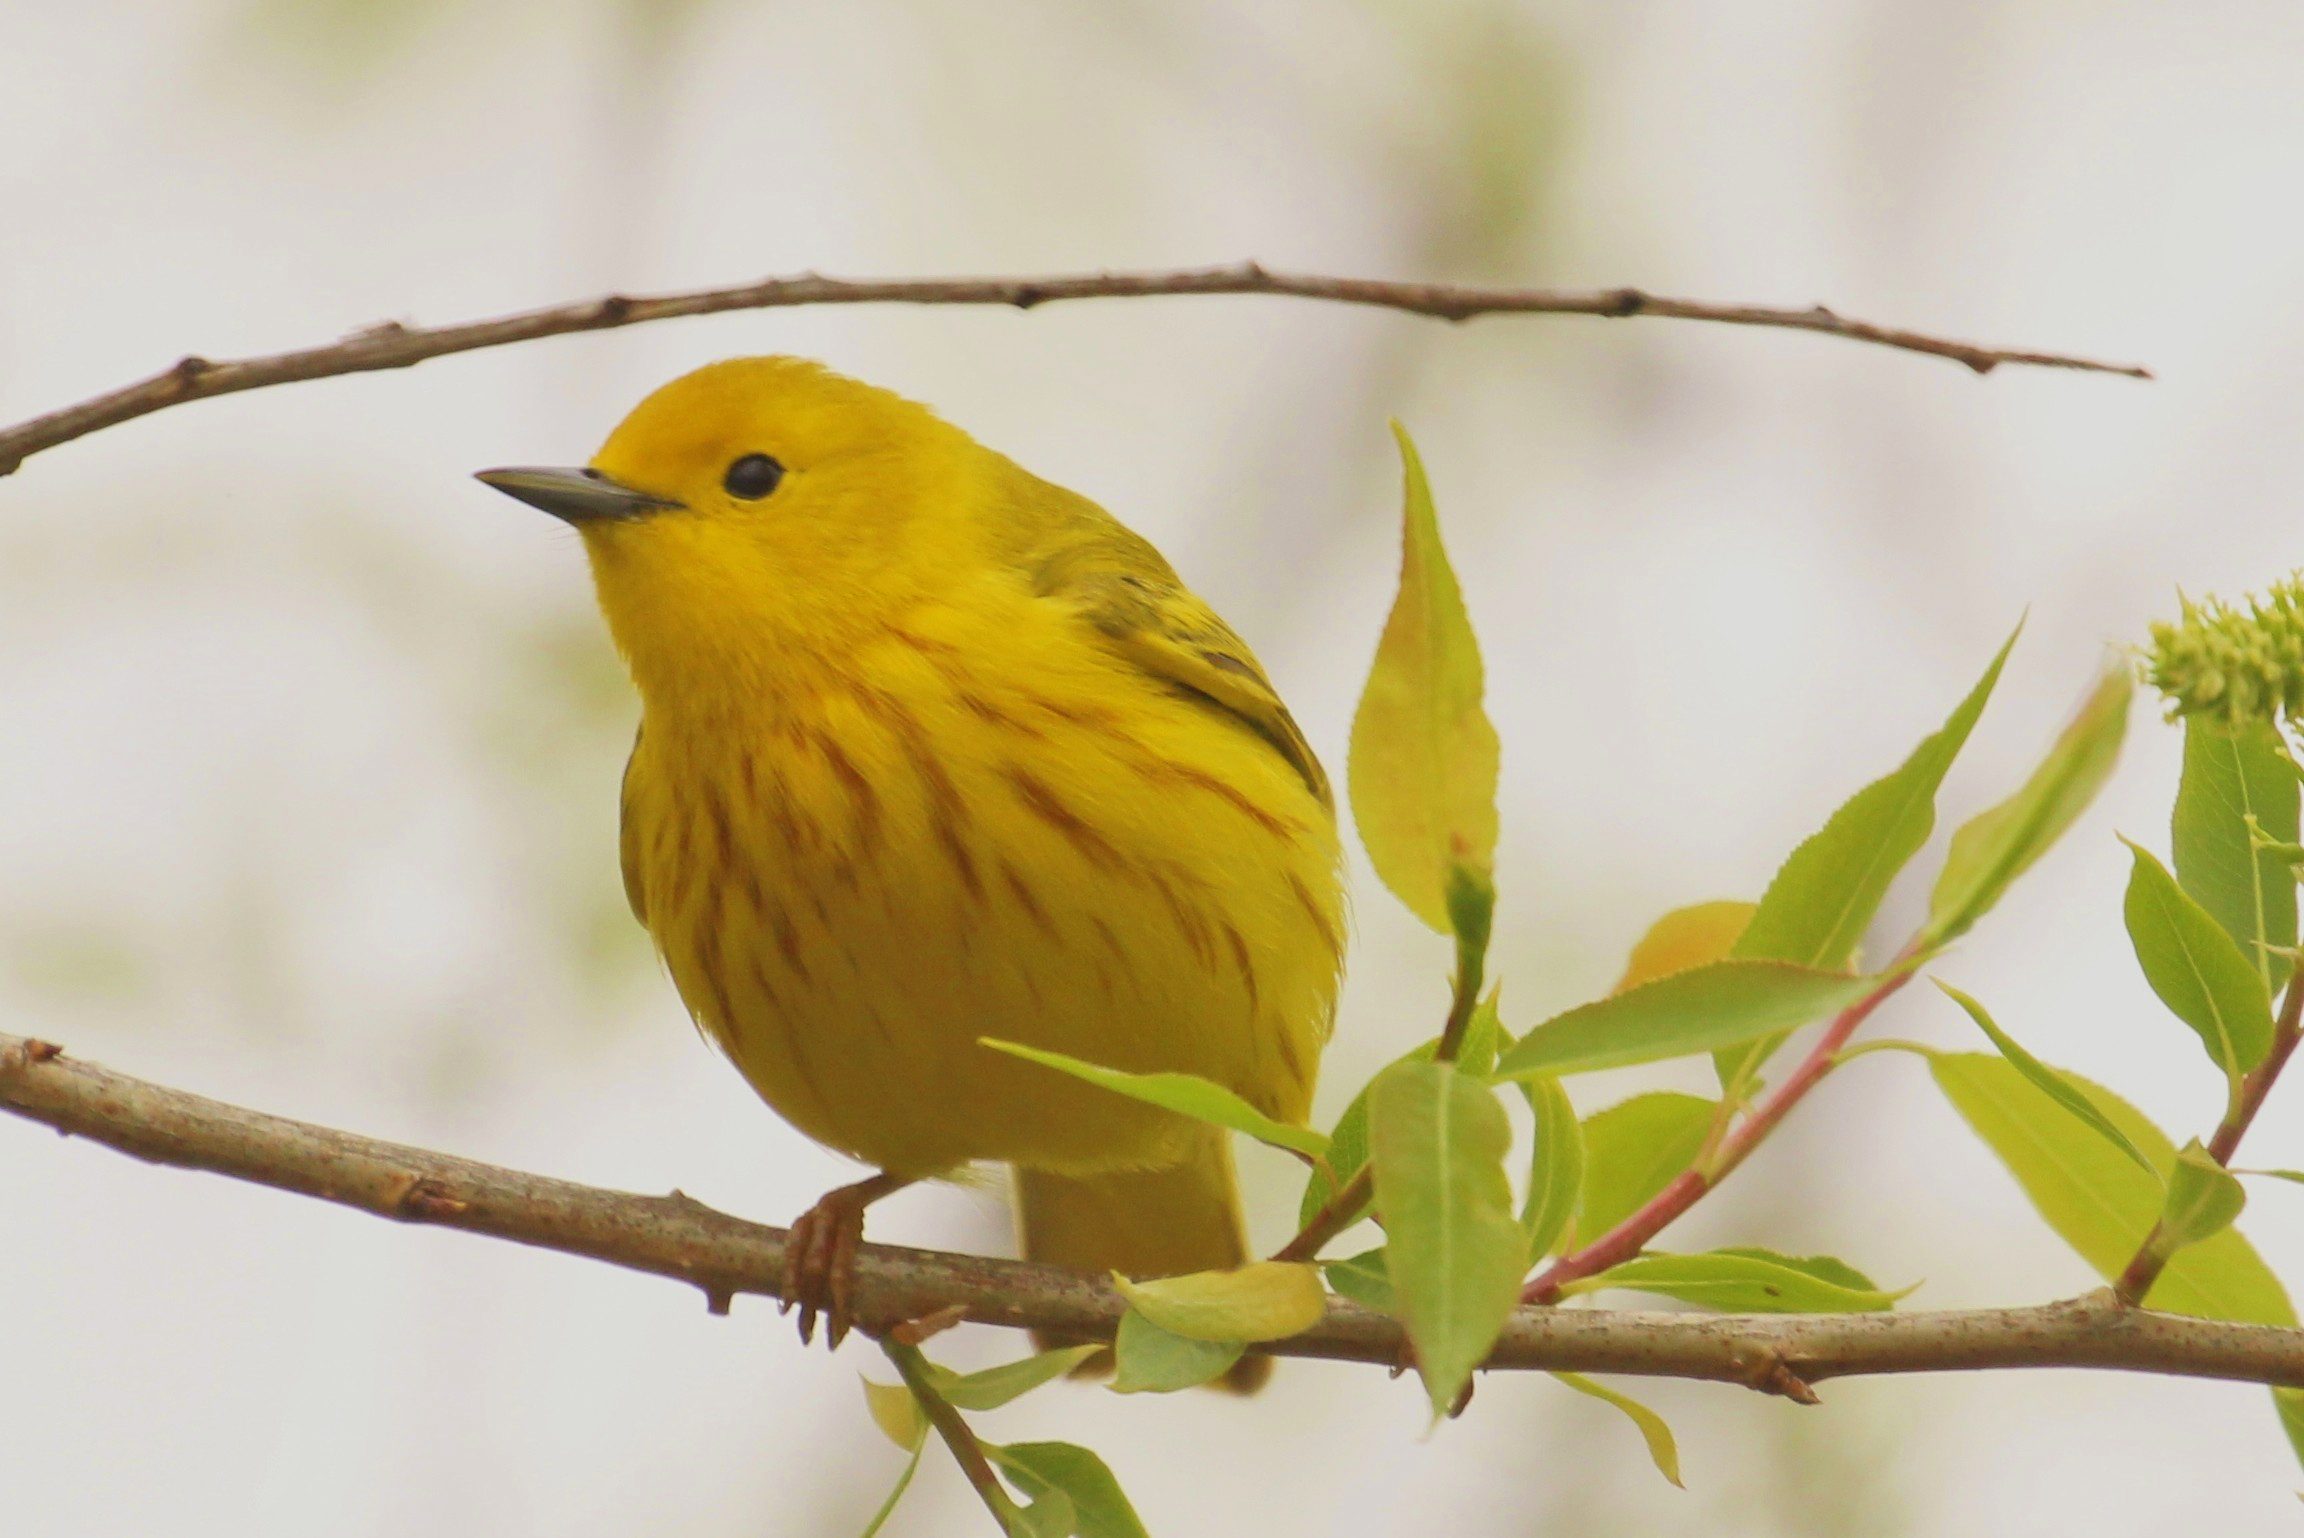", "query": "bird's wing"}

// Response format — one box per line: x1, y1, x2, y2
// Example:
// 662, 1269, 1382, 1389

1029, 520, 1332, 810
618, 725, 649, 925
